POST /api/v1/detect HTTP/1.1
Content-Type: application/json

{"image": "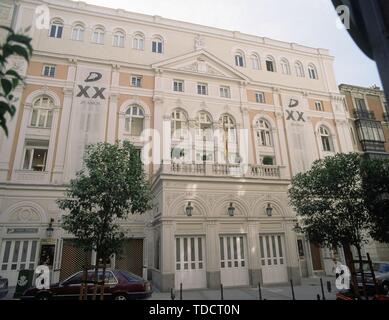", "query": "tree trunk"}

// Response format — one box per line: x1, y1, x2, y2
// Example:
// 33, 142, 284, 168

356, 245, 369, 300
100, 262, 107, 301
92, 253, 100, 300
342, 243, 360, 299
